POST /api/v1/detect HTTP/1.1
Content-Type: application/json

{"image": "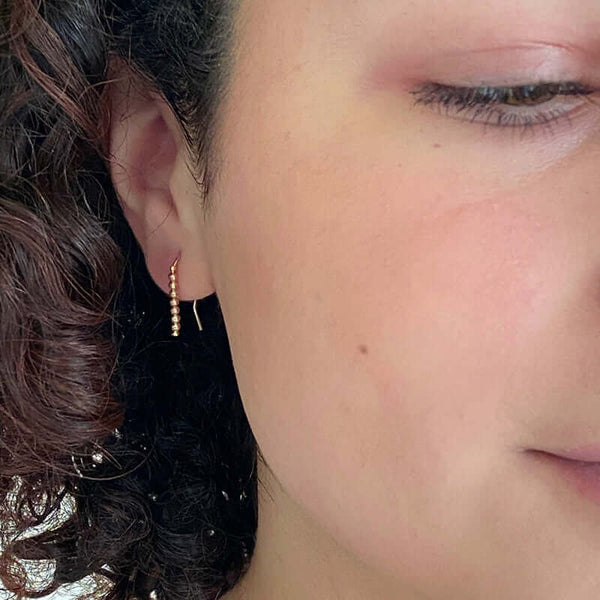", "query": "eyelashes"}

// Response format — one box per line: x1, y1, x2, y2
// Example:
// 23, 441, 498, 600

409, 81, 600, 136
